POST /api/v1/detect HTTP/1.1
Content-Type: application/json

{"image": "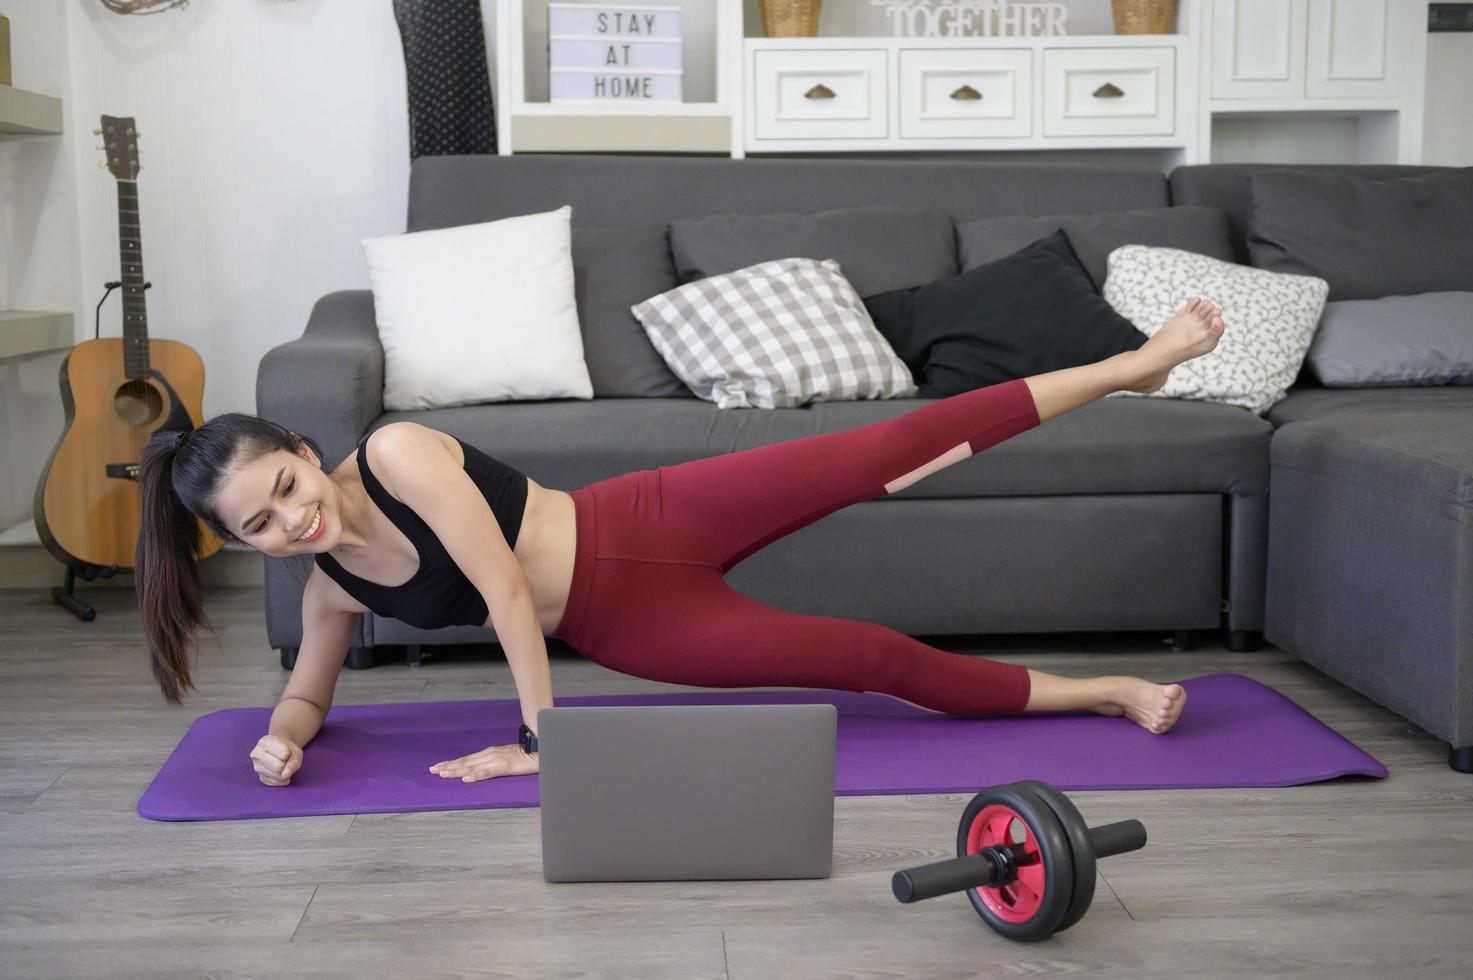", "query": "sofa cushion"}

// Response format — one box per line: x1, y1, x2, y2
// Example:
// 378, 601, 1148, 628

376, 394, 1271, 499
630, 257, 918, 409
572, 226, 691, 399
957, 206, 1235, 290
1268, 393, 1473, 509
668, 206, 957, 297
1104, 244, 1327, 416
361, 206, 594, 410
1265, 385, 1473, 427
863, 230, 1148, 397
1305, 292, 1473, 388
1247, 169, 1473, 301
1167, 164, 1450, 263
